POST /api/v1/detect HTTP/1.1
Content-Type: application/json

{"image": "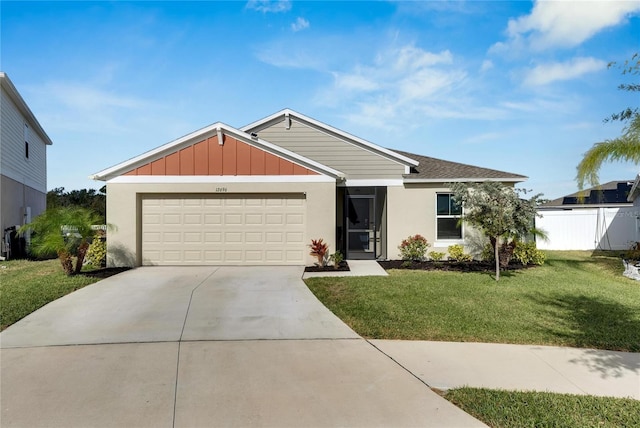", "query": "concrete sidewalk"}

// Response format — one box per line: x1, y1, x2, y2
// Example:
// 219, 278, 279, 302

371, 340, 640, 399
302, 259, 388, 278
